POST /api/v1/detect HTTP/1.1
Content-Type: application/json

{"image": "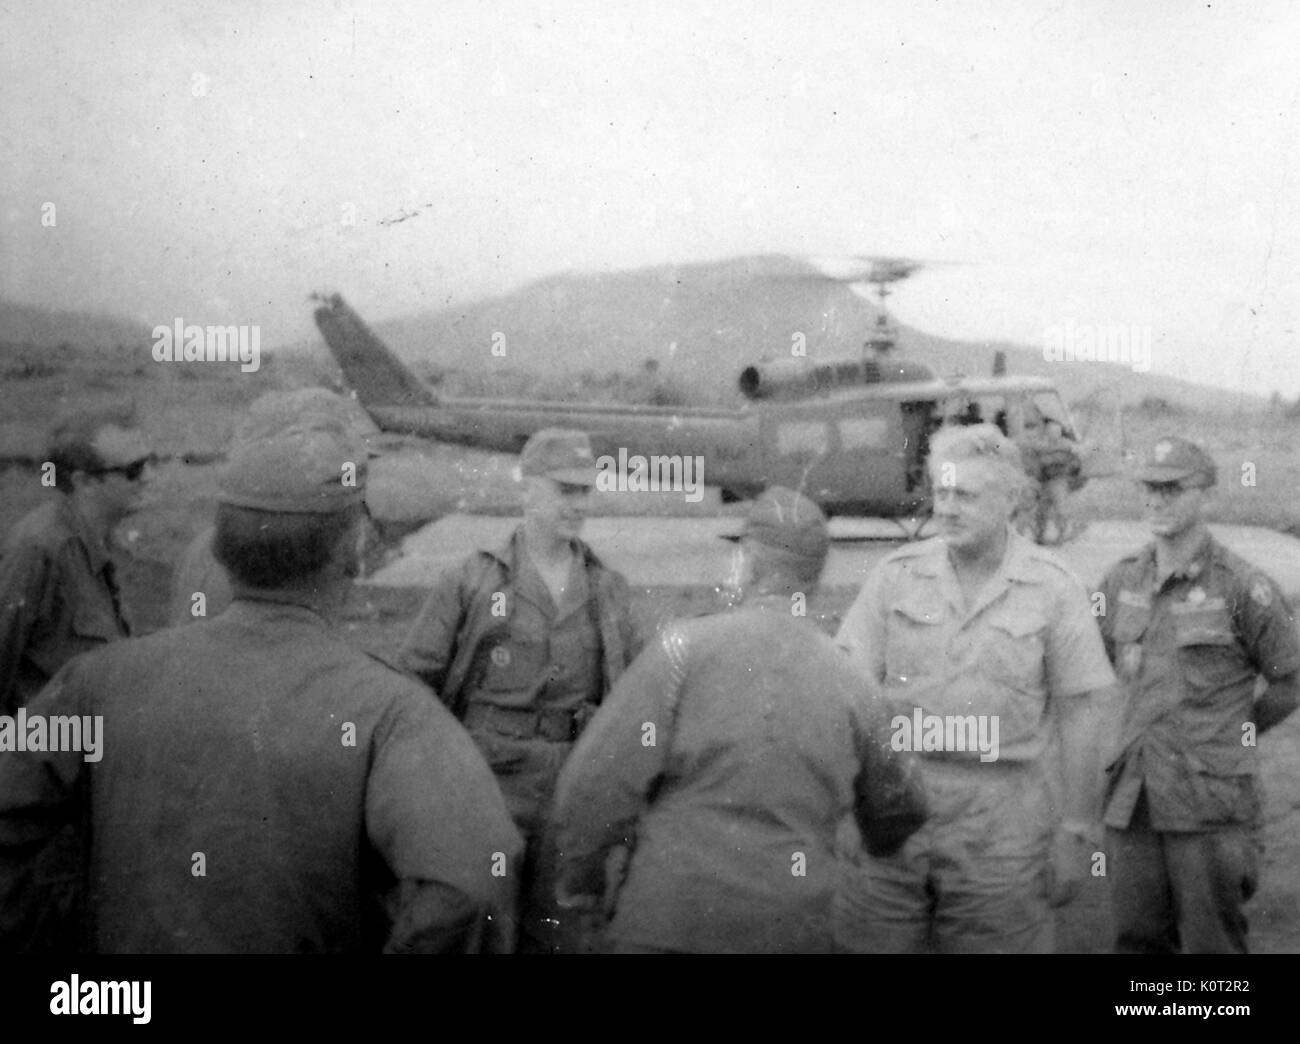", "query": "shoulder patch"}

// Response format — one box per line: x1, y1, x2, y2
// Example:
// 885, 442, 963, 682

1250, 578, 1273, 608
1214, 542, 1284, 612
